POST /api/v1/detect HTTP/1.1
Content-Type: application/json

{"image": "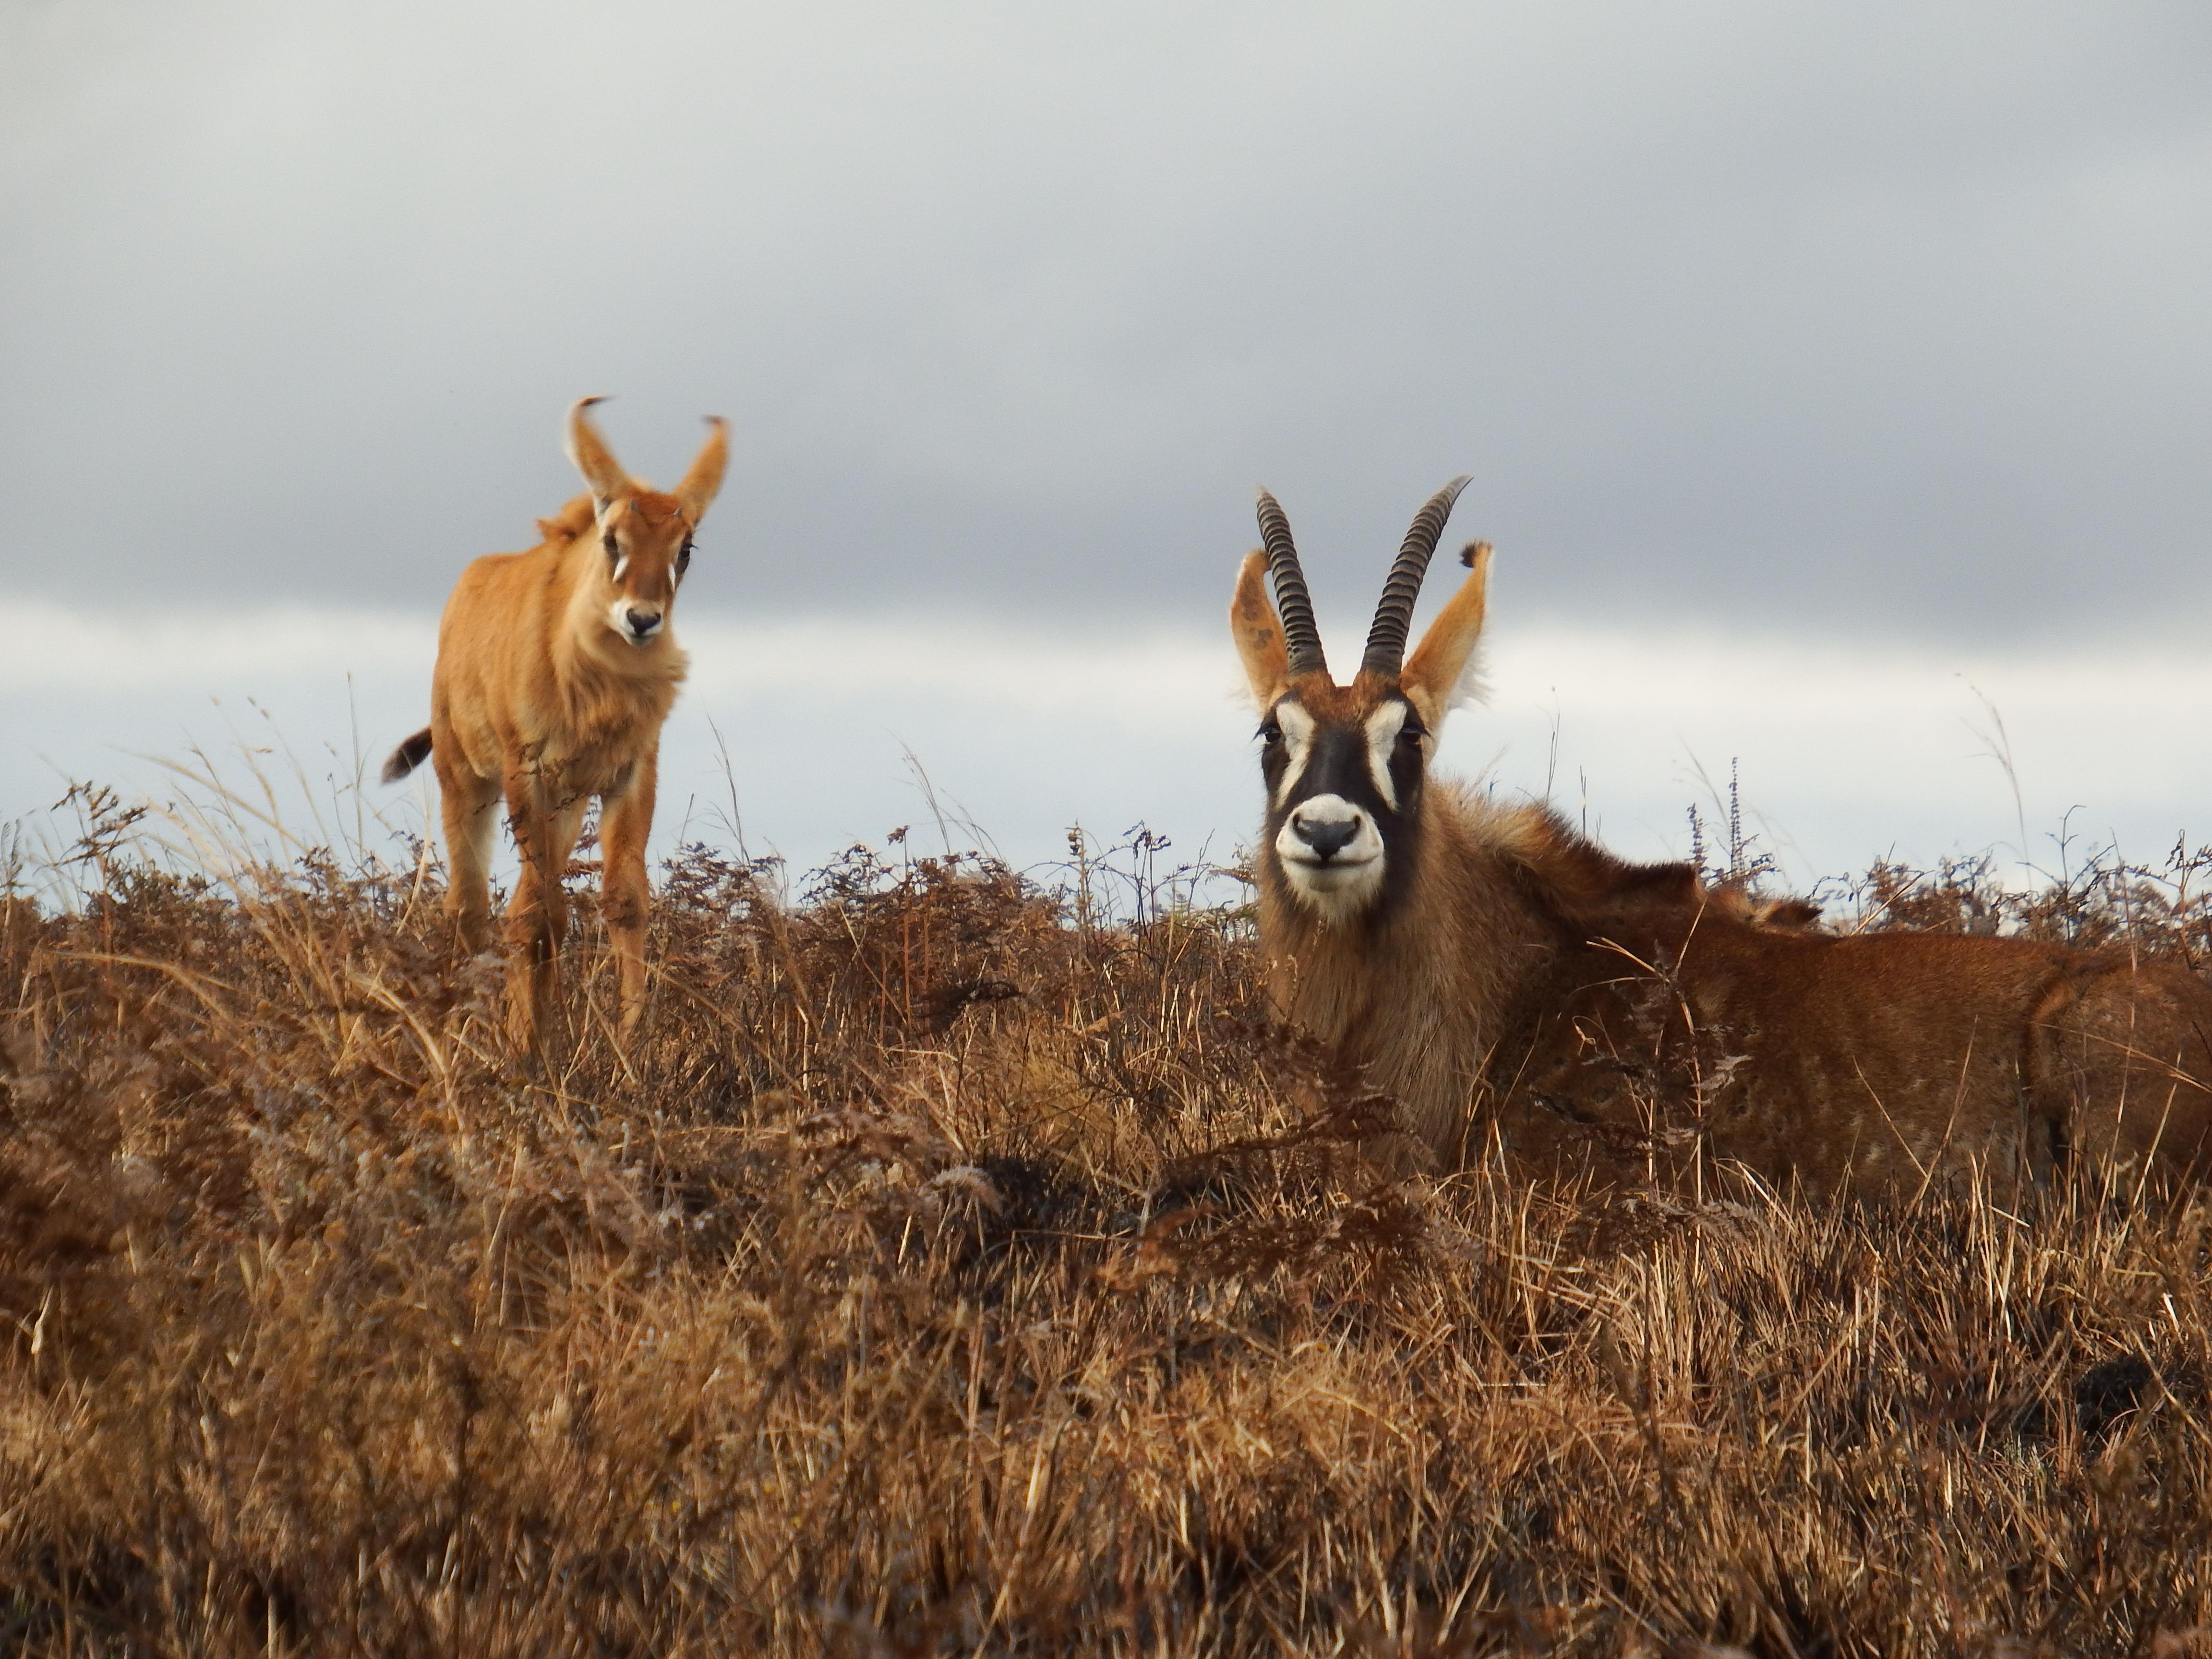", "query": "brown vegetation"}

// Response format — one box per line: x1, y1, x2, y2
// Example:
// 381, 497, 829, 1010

7, 793, 2212, 1655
